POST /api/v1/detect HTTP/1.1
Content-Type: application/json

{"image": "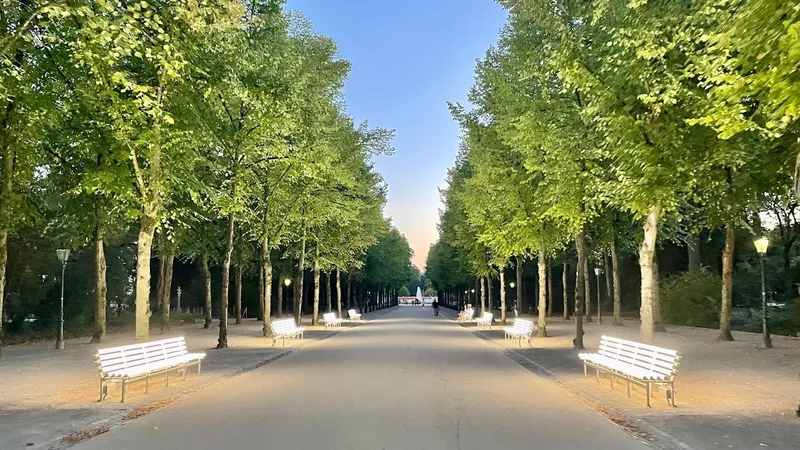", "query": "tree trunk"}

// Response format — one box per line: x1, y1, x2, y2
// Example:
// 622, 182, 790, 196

639, 203, 661, 344
653, 254, 666, 332
583, 252, 592, 323
687, 233, 701, 272
486, 274, 493, 317
604, 251, 613, 309
160, 246, 174, 332
537, 249, 548, 337
611, 239, 623, 326
90, 237, 107, 343
516, 256, 523, 315
346, 273, 351, 310
234, 265, 242, 324
547, 261, 553, 316
500, 269, 506, 325
718, 225, 735, 341
202, 253, 212, 329
336, 268, 343, 318
574, 231, 587, 349
562, 263, 570, 320
258, 260, 264, 322
134, 204, 158, 342
217, 213, 235, 349
480, 276, 486, 315
261, 236, 272, 337
312, 245, 320, 326
294, 222, 306, 326
326, 271, 333, 313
